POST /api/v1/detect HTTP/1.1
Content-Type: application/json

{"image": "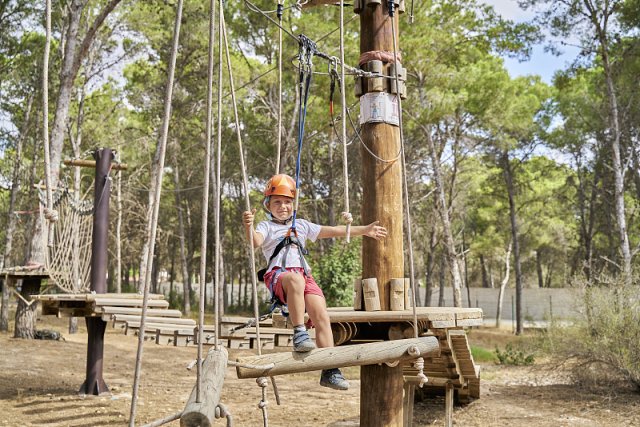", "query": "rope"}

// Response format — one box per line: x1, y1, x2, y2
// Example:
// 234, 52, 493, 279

275, 0, 284, 174
129, 0, 183, 424
195, 0, 218, 404
257, 377, 270, 427
140, 411, 183, 427
216, 403, 234, 426
42, 0, 56, 246
221, 7, 263, 355
389, 0, 419, 339
339, 0, 352, 242
292, 35, 315, 228
359, 50, 402, 66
